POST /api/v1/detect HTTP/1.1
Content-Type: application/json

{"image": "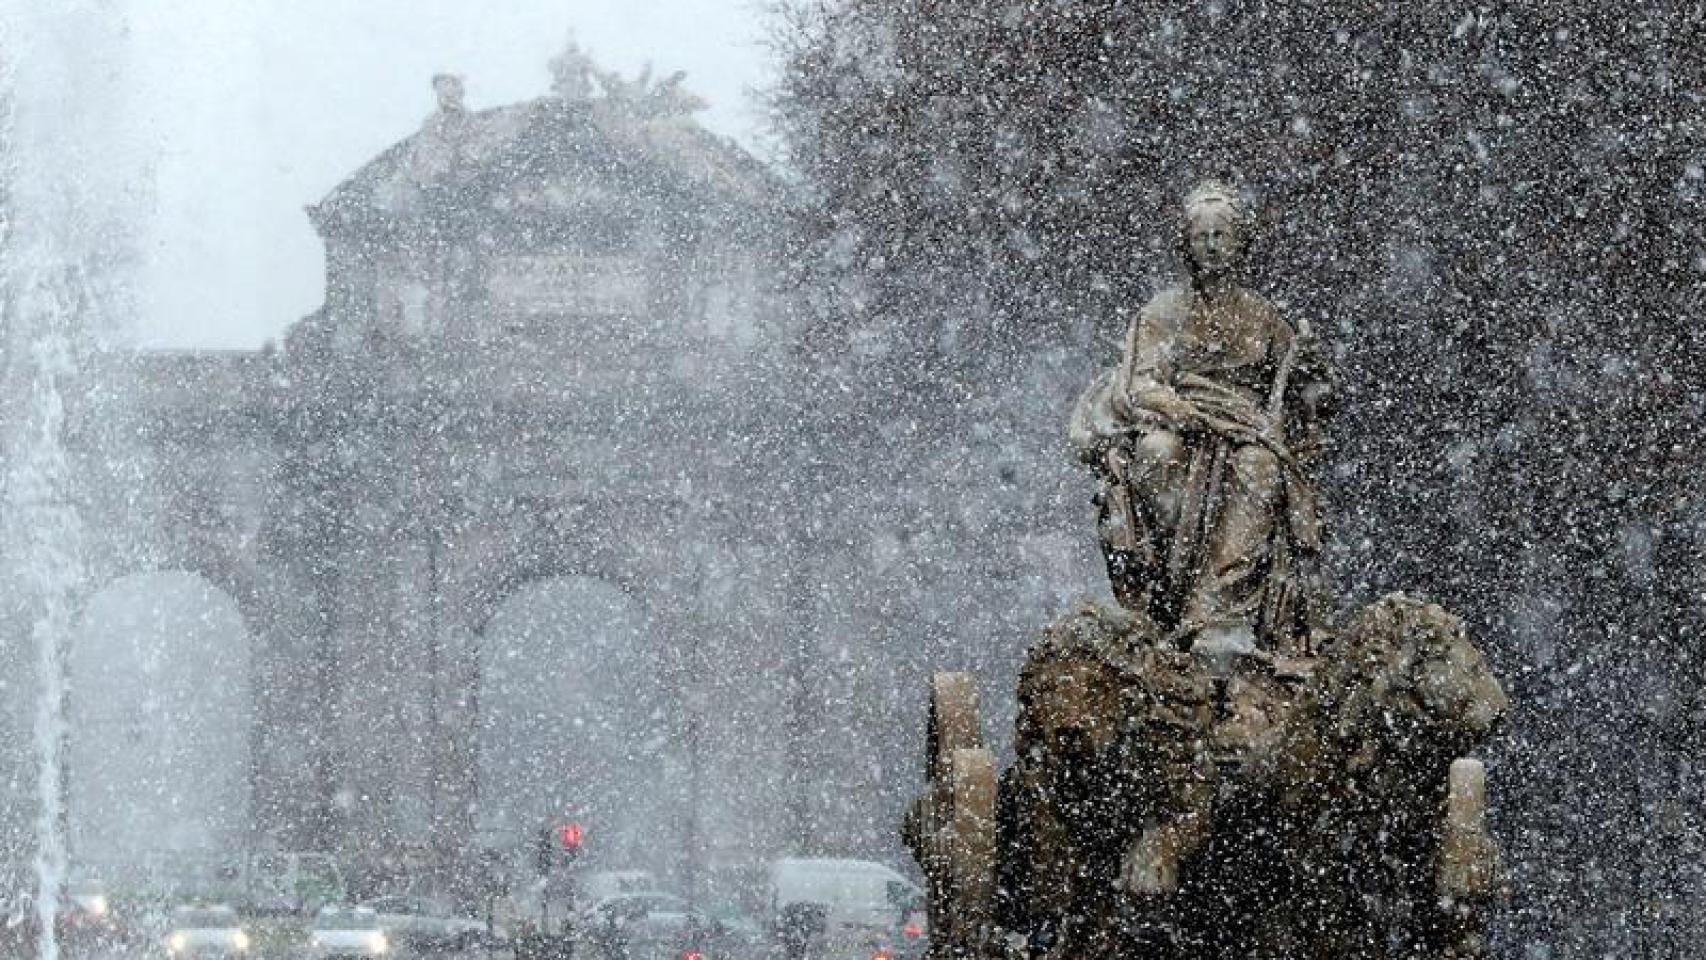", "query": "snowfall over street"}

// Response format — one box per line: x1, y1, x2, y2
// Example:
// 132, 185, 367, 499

0, 3, 1701, 959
